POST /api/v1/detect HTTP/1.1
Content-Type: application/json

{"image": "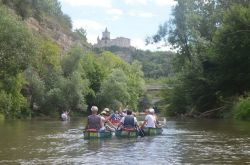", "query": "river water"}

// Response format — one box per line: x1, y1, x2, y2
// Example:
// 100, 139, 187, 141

0, 118, 250, 164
